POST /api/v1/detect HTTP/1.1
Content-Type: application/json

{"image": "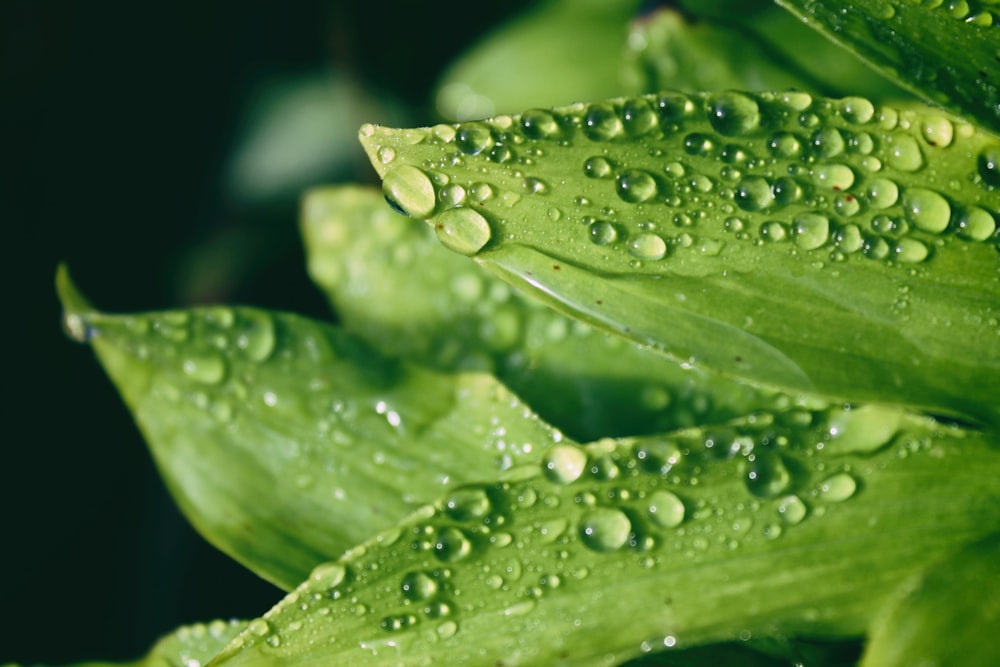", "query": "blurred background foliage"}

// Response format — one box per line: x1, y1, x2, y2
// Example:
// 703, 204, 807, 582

3, 0, 903, 663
